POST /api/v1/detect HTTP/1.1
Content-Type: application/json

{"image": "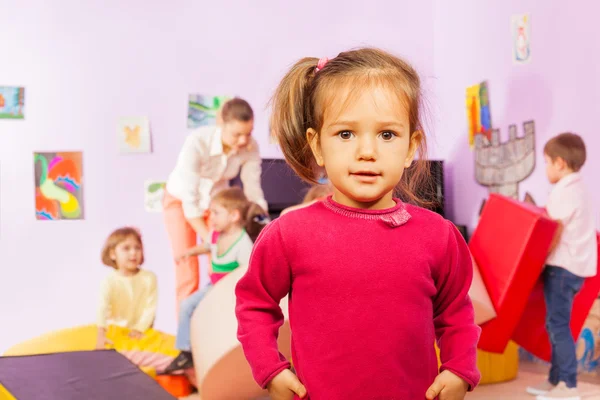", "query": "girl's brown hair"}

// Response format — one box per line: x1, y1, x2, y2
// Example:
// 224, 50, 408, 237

211, 187, 269, 242
302, 183, 333, 204
101, 227, 144, 268
221, 98, 254, 123
269, 47, 433, 207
